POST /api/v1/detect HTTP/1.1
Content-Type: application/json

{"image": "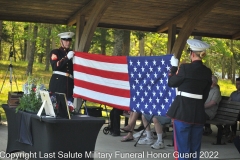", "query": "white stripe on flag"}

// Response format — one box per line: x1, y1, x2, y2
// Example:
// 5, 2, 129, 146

74, 71, 130, 90
74, 86, 130, 107
74, 56, 128, 73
